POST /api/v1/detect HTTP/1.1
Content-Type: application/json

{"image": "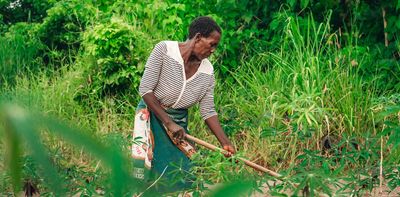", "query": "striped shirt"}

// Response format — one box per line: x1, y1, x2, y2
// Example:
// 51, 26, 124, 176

139, 41, 217, 120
